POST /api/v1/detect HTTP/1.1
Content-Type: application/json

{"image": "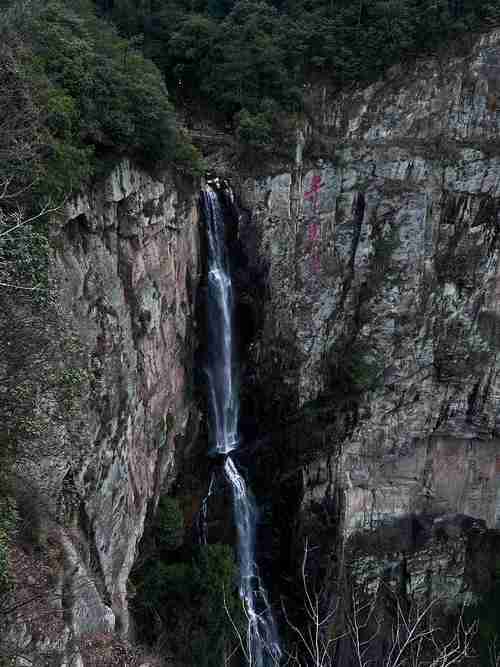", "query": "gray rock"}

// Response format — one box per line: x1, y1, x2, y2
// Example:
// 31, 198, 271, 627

2, 159, 200, 663
238, 27, 500, 610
